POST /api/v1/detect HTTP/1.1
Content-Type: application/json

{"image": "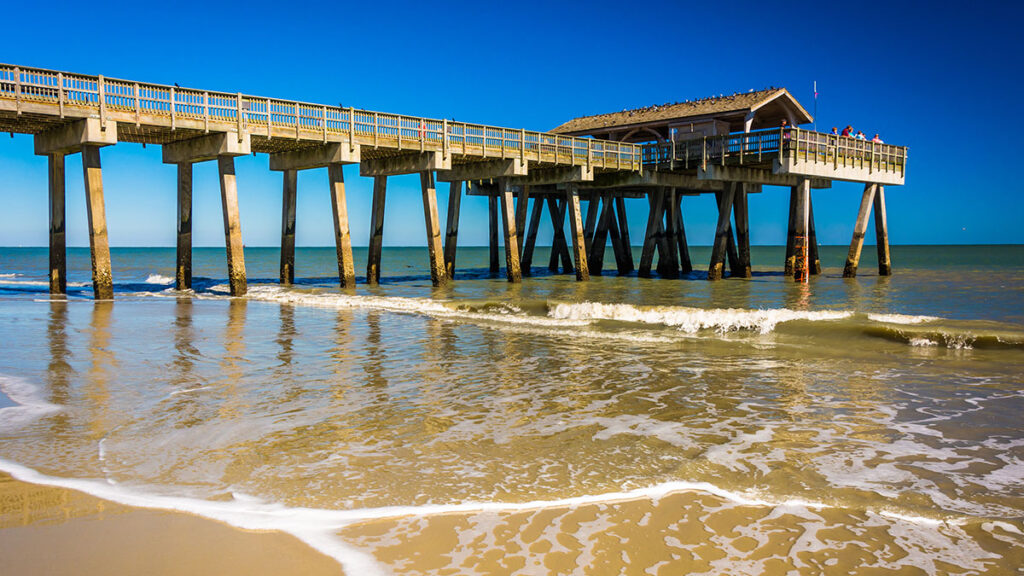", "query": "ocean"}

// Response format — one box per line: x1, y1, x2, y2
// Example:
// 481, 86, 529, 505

1, 245, 1022, 575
